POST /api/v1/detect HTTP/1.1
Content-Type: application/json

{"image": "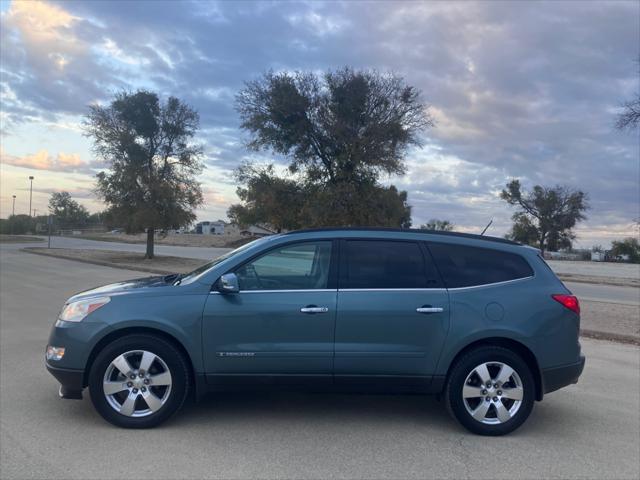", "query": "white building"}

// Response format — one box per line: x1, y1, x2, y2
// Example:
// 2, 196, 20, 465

196, 221, 226, 235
